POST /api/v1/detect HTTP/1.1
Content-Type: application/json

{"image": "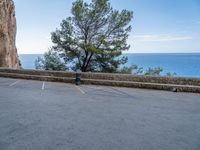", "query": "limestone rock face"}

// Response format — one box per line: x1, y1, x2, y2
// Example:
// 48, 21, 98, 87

0, 0, 20, 69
